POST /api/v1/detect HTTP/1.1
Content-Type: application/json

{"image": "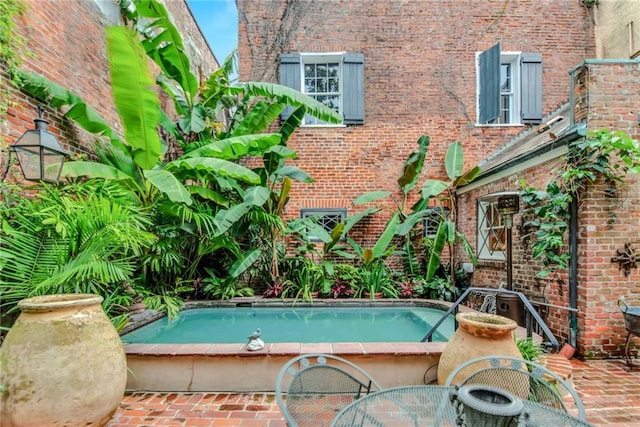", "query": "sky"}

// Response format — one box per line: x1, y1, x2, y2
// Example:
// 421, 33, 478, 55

187, 0, 238, 64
